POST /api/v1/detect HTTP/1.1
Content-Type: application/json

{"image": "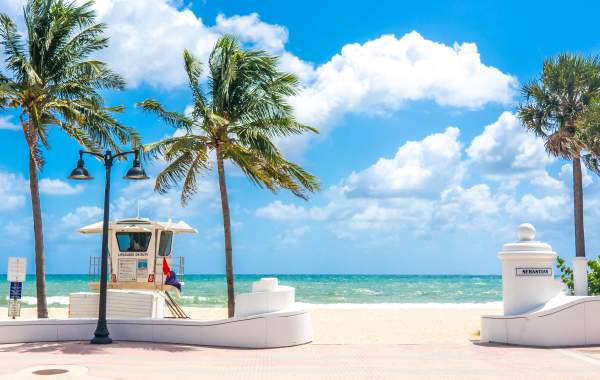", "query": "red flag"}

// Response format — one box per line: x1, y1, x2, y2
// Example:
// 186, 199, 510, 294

162, 258, 171, 277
